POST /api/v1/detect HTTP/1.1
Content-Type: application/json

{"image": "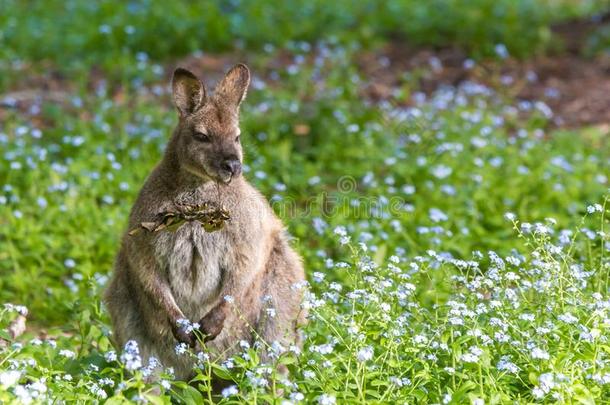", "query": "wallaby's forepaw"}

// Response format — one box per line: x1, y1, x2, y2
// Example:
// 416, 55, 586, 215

198, 306, 226, 342
171, 322, 197, 348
